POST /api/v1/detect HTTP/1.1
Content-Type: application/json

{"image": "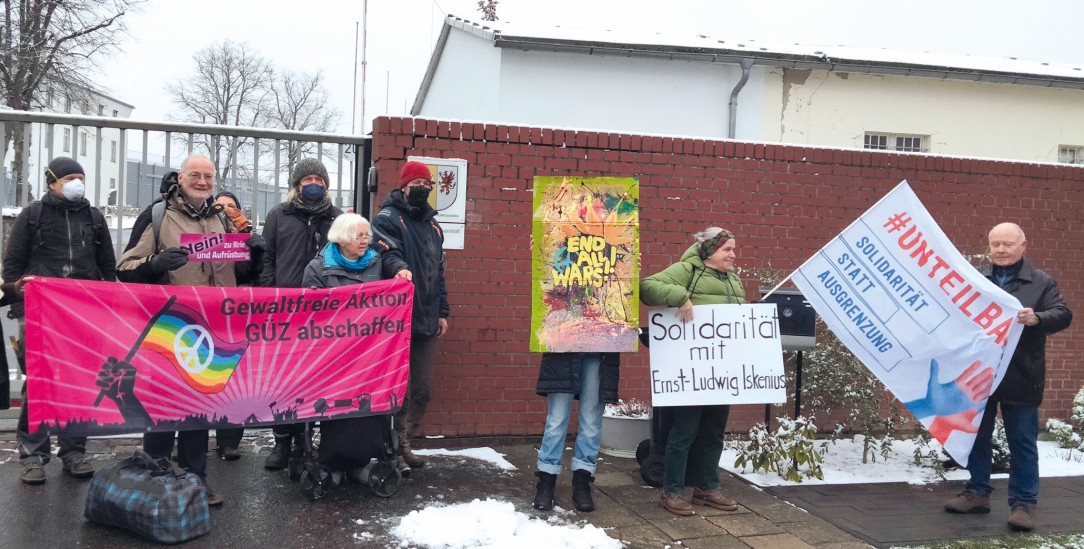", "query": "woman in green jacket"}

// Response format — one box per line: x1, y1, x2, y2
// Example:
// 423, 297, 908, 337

640, 227, 744, 516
